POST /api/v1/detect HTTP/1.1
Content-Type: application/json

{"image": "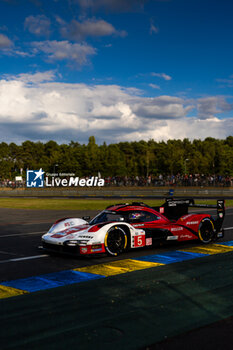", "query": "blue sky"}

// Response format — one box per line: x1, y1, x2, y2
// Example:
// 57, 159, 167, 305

0, 0, 233, 144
